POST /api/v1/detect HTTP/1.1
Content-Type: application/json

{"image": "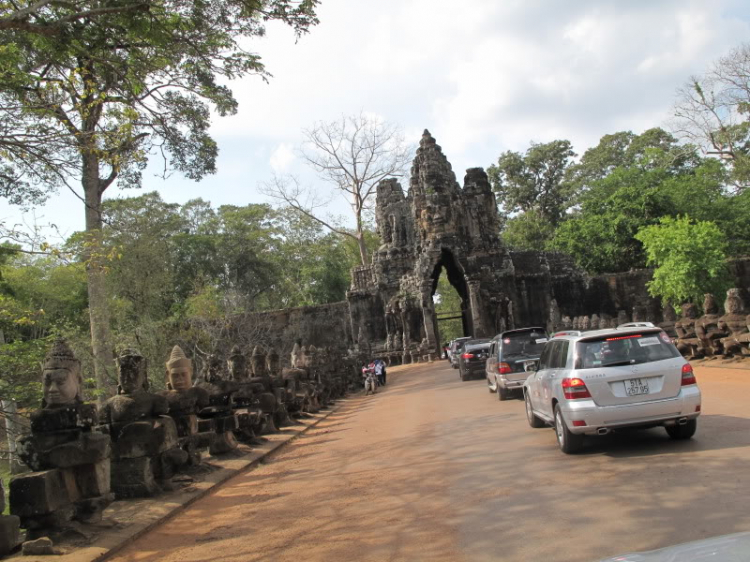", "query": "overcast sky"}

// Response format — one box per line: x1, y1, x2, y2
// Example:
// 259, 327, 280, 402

5, 0, 750, 239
